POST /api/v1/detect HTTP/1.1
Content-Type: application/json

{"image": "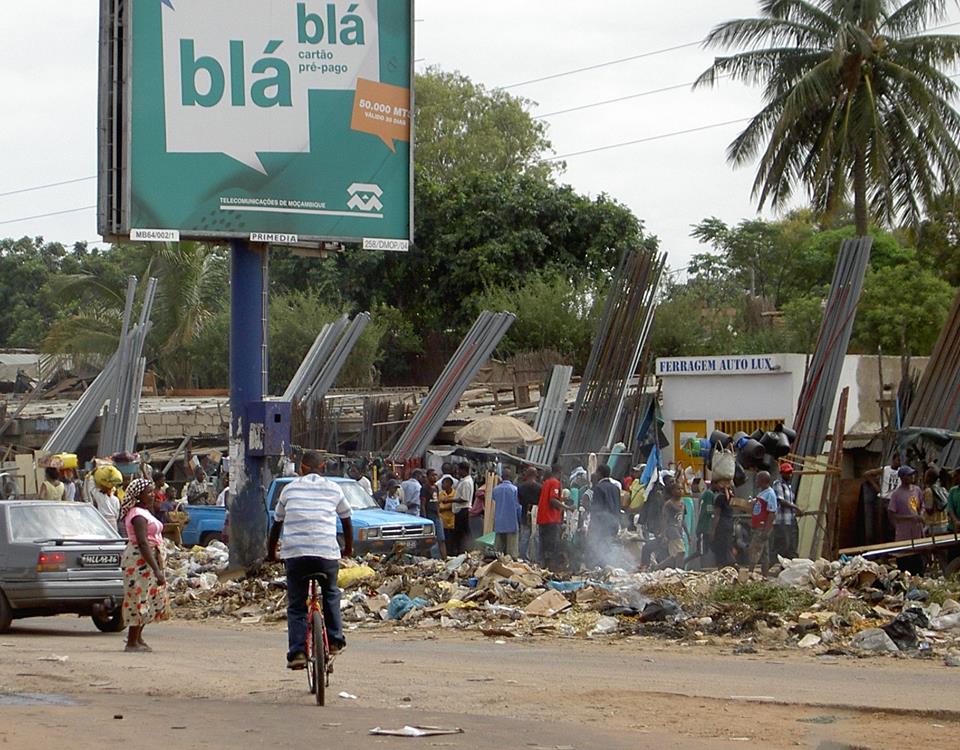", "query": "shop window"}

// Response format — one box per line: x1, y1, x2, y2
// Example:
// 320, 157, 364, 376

714, 419, 783, 437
